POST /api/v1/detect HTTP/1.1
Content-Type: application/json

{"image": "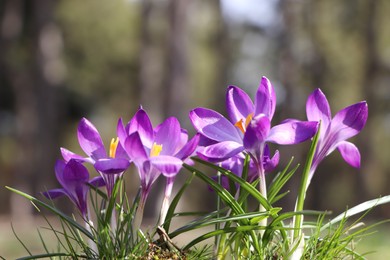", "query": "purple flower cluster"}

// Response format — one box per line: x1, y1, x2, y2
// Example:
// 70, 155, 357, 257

43, 76, 368, 225
189, 77, 318, 195
44, 108, 199, 222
